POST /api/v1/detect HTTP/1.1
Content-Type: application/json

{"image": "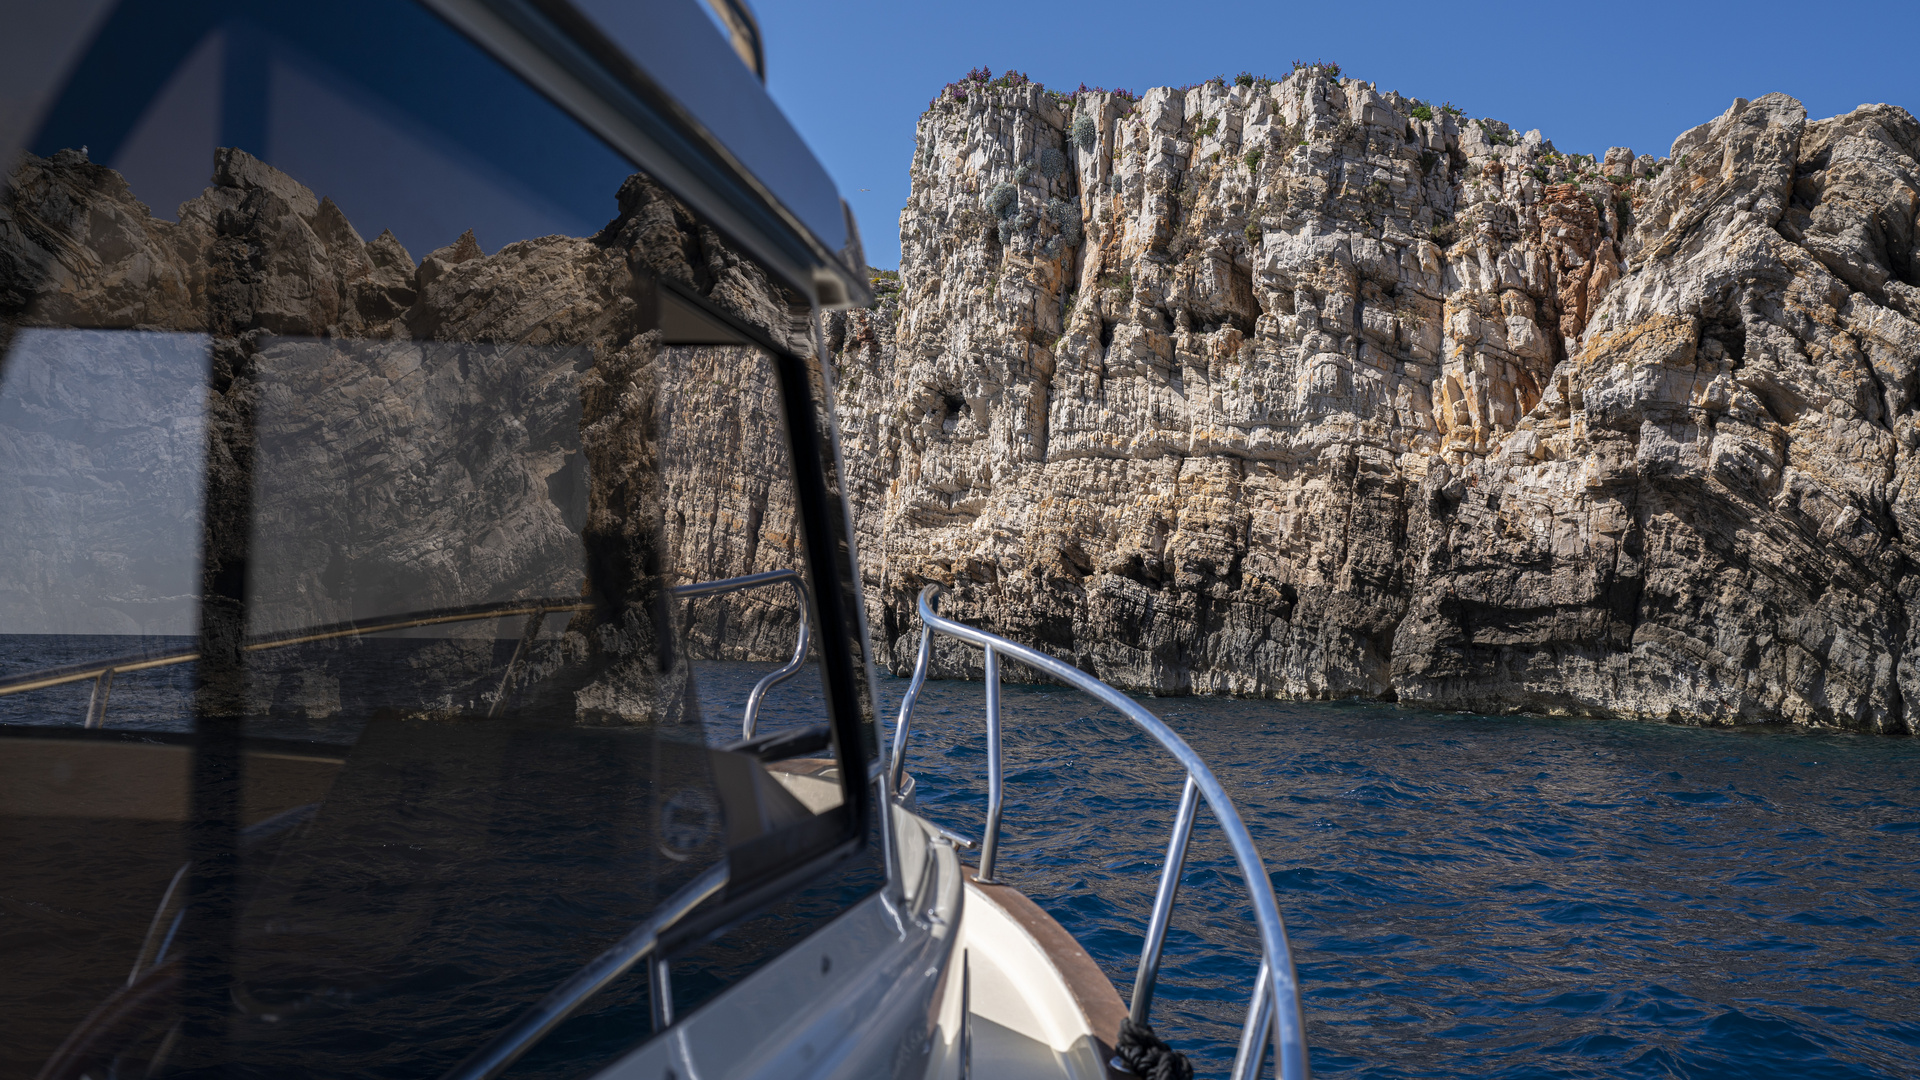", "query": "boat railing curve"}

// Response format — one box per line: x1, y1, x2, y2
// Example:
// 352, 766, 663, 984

0, 570, 809, 737
668, 568, 811, 739
443, 860, 730, 1080
887, 584, 1308, 1080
